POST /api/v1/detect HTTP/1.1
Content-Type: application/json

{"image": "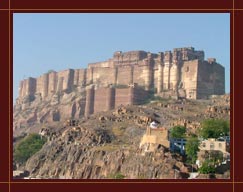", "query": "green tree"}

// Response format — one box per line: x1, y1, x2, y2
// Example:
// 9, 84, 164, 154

201, 151, 224, 169
14, 133, 46, 165
198, 160, 216, 174
185, 136, 200, 164
113, 173, 125, 179
206, 151, 224, 165
108, 172, 125, 179
199, 119, 229, 139
170, 125, 186, 139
